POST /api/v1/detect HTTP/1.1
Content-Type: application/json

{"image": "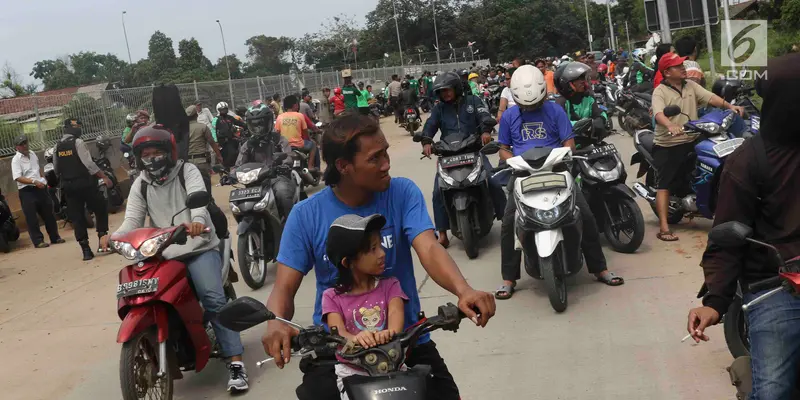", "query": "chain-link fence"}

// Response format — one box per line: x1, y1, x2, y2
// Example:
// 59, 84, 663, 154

0, 59, 489, 157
